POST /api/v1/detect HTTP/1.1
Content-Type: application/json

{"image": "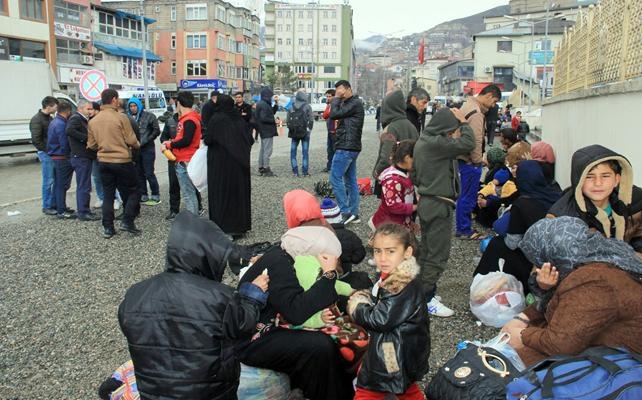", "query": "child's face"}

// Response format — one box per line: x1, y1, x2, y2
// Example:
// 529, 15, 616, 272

372, 234, 413, 275
582, 163, 620, 207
